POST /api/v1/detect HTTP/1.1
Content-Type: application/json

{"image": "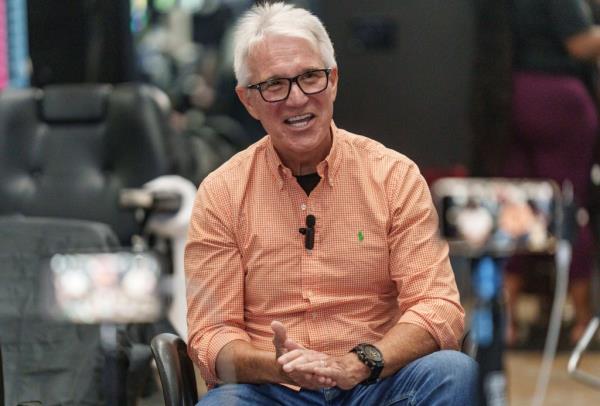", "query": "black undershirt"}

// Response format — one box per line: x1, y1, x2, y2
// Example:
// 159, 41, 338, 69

295, 172, 321, 196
